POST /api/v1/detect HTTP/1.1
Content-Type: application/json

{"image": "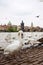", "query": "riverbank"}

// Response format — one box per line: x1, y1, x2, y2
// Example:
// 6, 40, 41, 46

0, 46, 43, 65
